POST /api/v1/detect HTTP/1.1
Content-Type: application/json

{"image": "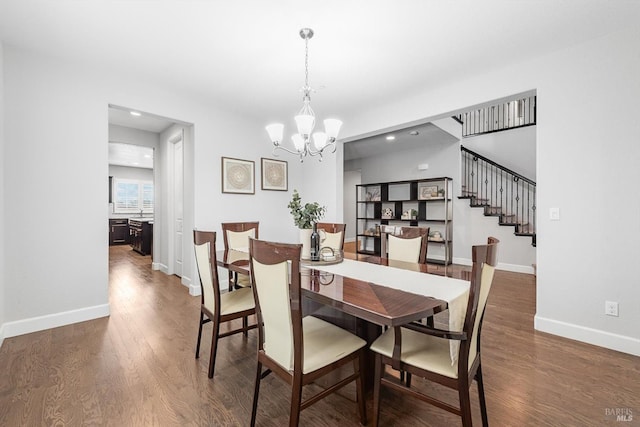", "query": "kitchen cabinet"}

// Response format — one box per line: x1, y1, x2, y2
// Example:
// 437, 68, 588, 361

129, 219, 153, 256
109, 218, 130, 245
